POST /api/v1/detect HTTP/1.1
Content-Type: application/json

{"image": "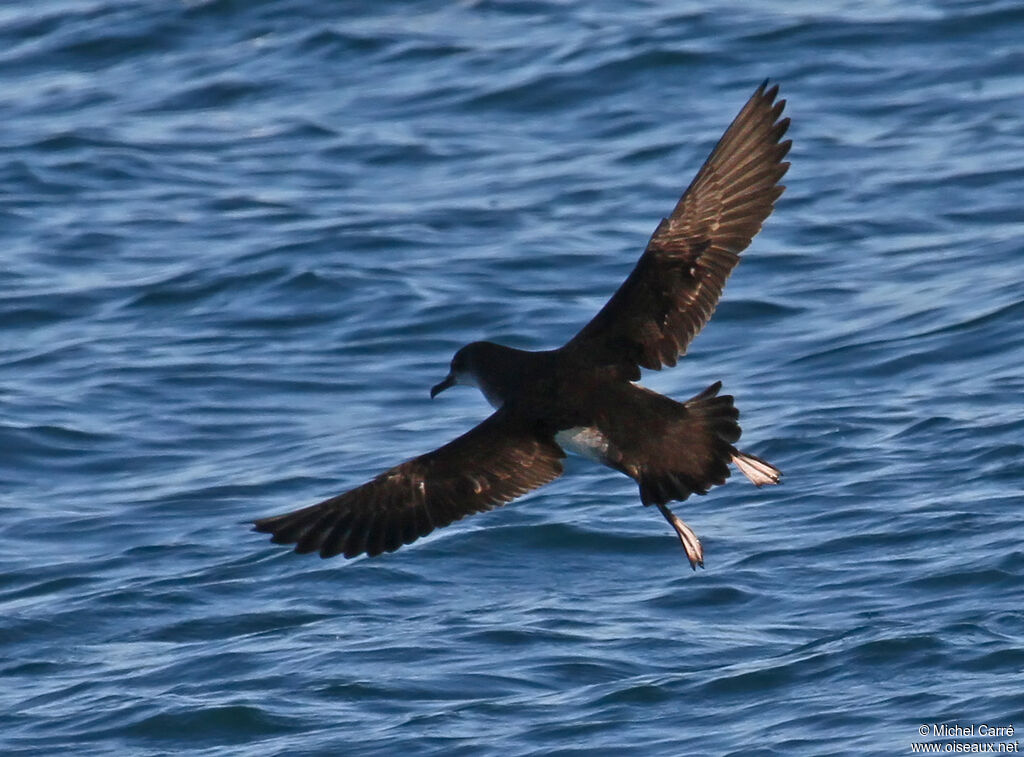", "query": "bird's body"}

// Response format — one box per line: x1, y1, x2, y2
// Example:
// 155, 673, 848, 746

254, 81, 791, 569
